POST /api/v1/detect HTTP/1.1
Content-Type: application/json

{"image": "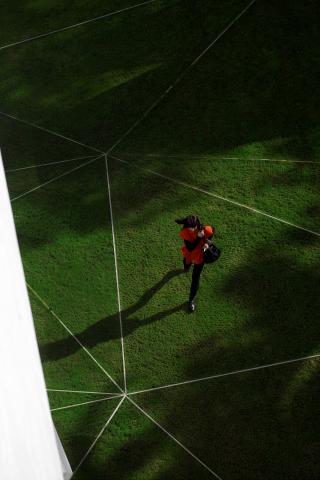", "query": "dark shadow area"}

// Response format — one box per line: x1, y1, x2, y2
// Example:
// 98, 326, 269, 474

71, 397, 215, 480
0, 0, 149, 45
0, 1, 261, 153
128, 226, 320, 479
2, 1, 319, 237
53, 396, 121, 475
81, 225, 320, 480
40, 269, 186, 362
254, 159, 320, 201
127, 359, 320, 480
73, 414, 163, 480
12, 159, 111, 251
182, 226, 320, 382
0, 0, 216, 186
113, 0, 320, 156
49, 224, 320, 479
